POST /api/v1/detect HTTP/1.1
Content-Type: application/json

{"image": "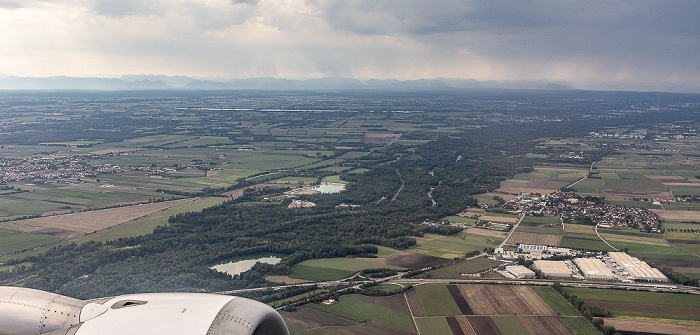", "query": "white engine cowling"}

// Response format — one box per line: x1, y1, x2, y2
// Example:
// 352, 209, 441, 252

0, 287, 289, 335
